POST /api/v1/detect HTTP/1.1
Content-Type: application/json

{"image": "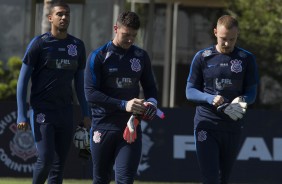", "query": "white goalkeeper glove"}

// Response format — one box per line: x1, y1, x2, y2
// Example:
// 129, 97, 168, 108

217, 96, 247, 121
73, 125, 90, 149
